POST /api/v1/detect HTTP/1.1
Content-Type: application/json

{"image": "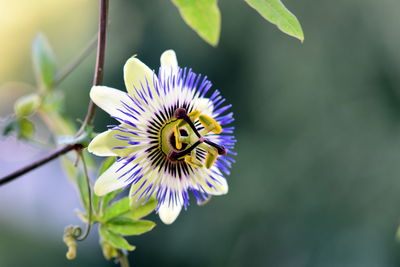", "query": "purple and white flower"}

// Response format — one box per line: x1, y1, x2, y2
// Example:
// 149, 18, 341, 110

88, 50, 236, 224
